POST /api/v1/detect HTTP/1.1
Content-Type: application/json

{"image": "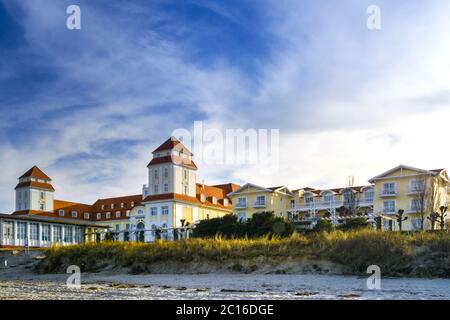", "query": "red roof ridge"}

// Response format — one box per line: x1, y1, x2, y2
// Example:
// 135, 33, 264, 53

19, 166, 52, 180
